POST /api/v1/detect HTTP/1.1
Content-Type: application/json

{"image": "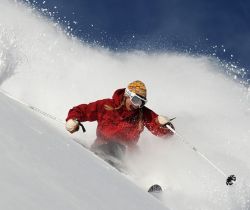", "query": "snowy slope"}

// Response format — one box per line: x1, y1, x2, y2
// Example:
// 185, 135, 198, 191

0, 0, 250, 210
0, 91, 167, 210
